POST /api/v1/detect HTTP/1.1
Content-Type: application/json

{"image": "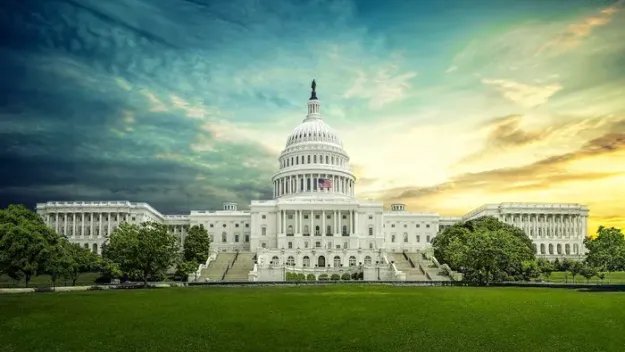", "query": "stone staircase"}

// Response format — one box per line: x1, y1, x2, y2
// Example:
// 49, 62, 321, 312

406, 252, 451, 281
198, 253, 236, 281
223, 252, 255, 281
389, 253, 428, 281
